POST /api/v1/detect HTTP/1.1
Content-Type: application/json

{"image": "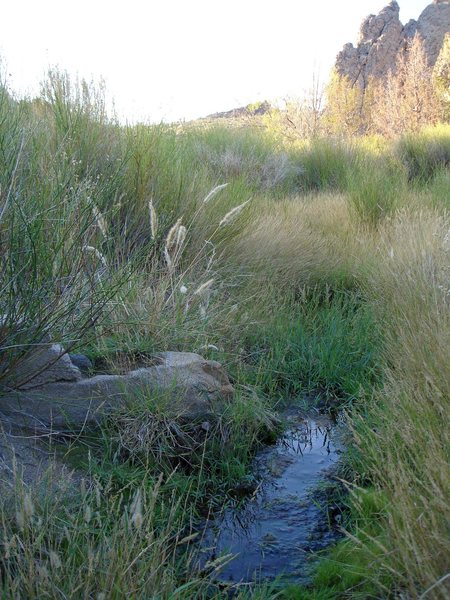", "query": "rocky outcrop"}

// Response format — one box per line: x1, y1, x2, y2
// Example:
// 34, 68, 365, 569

335, 1, 450, 88
413, 1, 450, 64
205, 101, 271, 120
